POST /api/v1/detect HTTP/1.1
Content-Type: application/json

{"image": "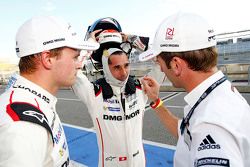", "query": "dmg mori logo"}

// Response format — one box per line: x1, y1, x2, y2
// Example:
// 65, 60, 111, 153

103, 110, 140, 121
